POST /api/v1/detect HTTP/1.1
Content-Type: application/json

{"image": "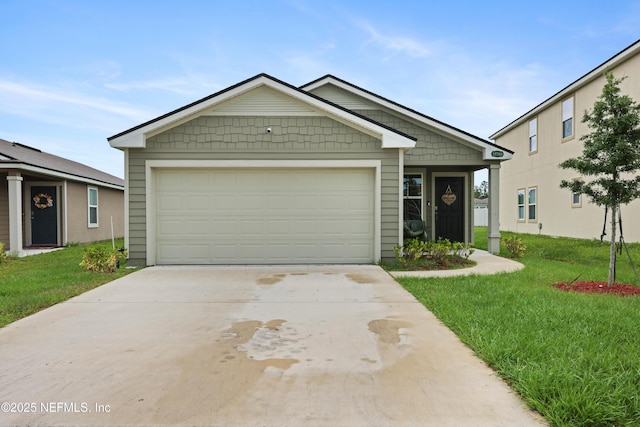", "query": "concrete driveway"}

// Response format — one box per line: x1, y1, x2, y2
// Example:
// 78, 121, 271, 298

0, 265, 546, 427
